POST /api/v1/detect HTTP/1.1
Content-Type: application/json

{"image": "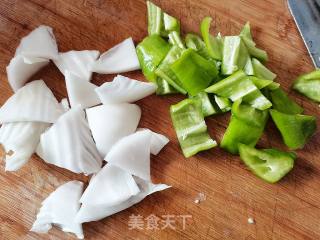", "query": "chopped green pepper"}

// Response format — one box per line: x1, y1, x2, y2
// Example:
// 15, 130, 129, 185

191, 92, 218, 117
162, 12, 180, 36
242, 89, 272, 110
170, 98, 217, 157
200, 17, 222, 60
170, 49, 218, 96
205, 70, 256, 101
269, 88, 303, 114
185, 33, 212, 60
249, 76, 279, 90
155, 46, 187, 94
252, 58, 276, 80
147, 1, 163, 36
270, 109, 316, 150
292, 69, 320, 102
168, 31, 185, 49
156, 78, 179, 95
221, 100, 268, 154
136, 35, 171, 82
214, 95, 232, 112
240, 22, 268, 62
239, 144, 295, 183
